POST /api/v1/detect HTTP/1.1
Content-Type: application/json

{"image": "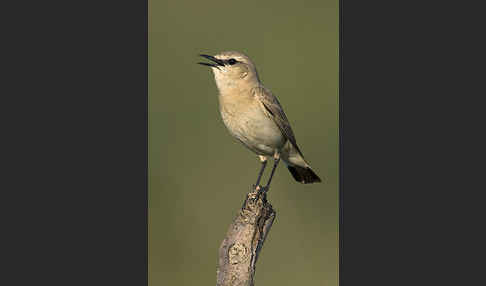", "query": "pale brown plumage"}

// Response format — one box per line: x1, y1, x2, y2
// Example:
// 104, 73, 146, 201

199, 51, 321, 186
254, 85, 321, 184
